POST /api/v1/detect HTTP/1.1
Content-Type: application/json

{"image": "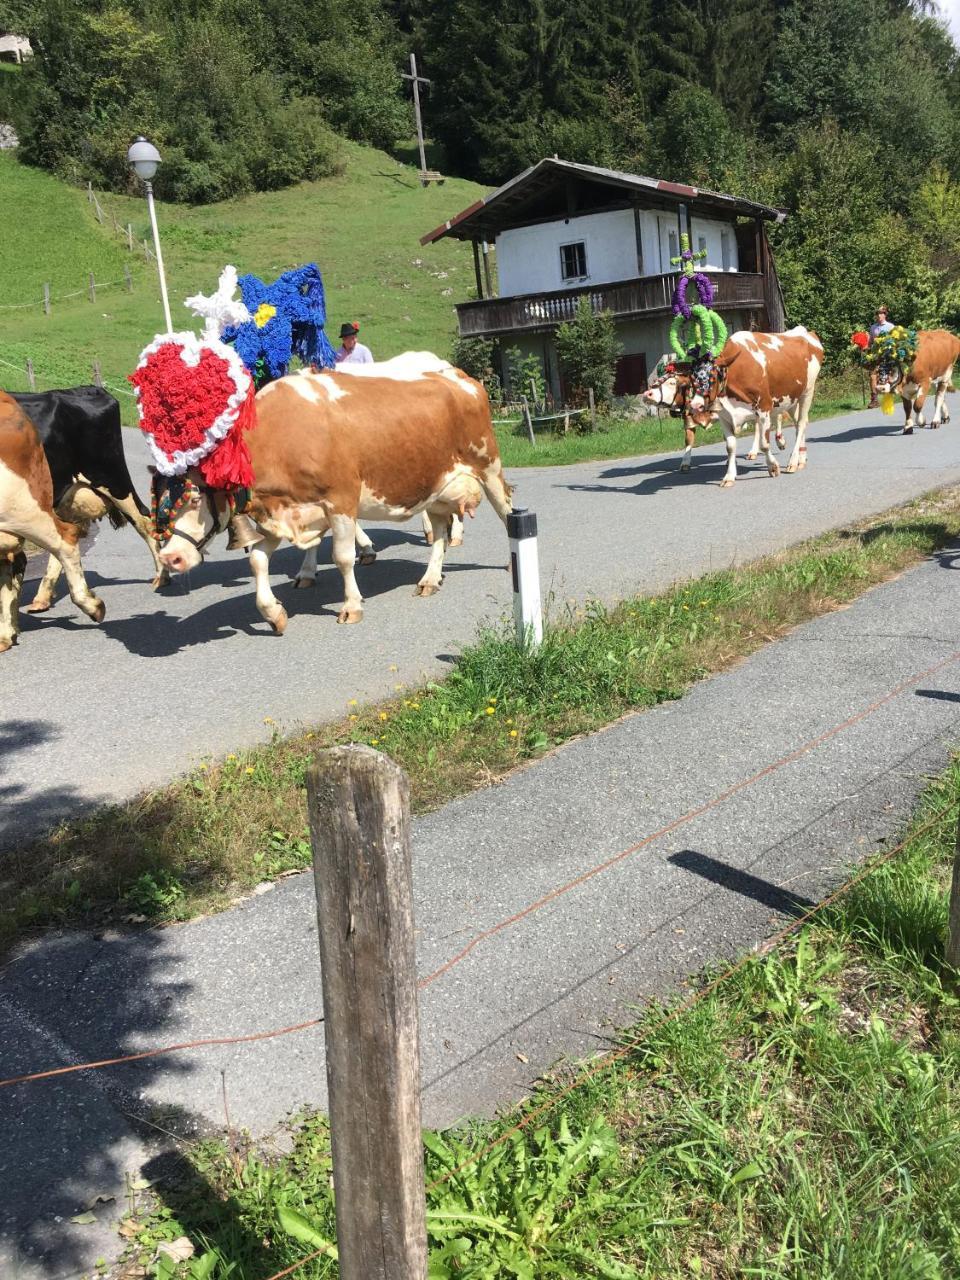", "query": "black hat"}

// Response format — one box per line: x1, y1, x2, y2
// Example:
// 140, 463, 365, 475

339, 322, 360, 339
